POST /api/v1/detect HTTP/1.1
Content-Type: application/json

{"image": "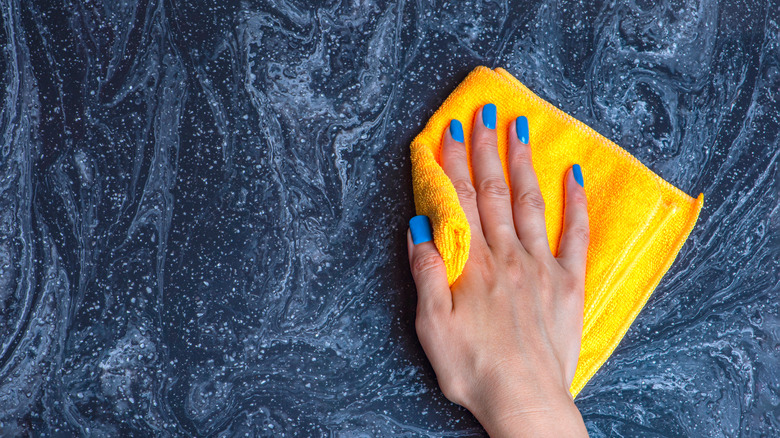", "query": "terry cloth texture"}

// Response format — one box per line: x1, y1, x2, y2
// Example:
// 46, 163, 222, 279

410, 66, 703, 397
